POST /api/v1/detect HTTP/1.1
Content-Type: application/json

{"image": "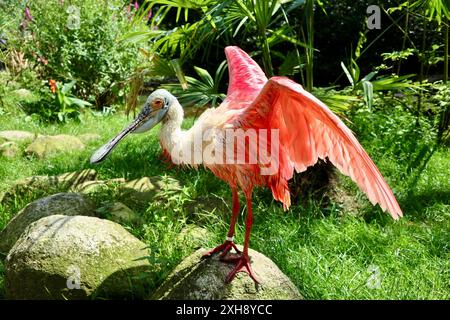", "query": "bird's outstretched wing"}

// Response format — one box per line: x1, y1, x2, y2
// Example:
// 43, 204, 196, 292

224, 46, 268, 107
236, 76, 403, 219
